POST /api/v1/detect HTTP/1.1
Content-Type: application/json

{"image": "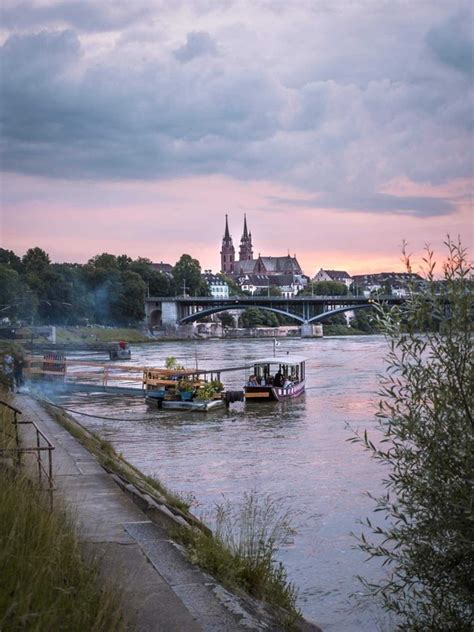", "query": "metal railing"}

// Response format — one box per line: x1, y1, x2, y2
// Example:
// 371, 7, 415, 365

0, 400, 55, 508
